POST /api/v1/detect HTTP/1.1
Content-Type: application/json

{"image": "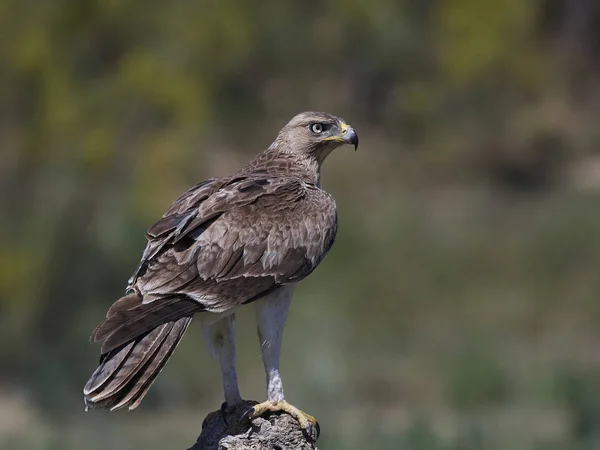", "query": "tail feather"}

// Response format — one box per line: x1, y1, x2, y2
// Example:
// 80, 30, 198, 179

84, 316, 193, 411
111, 316, 191, 410
84, 323, 173, 403
84, 292, 199, 411
93, 298, 173, 342
106, 293, 141, 318
83, 340, 135, 397
92, 293, 200, 354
